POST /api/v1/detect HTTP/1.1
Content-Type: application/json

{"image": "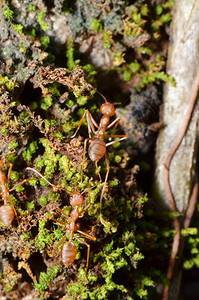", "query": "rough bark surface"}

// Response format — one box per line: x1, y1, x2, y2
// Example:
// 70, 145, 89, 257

154, 0, 199, 213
